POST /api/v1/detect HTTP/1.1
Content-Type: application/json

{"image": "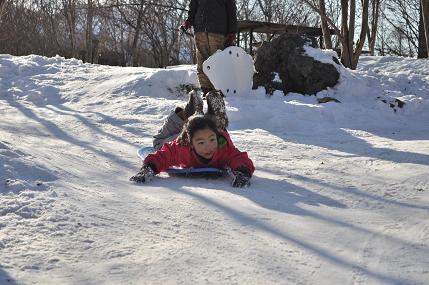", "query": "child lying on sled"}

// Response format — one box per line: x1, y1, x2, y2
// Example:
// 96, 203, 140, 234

130, 91, 254, 188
